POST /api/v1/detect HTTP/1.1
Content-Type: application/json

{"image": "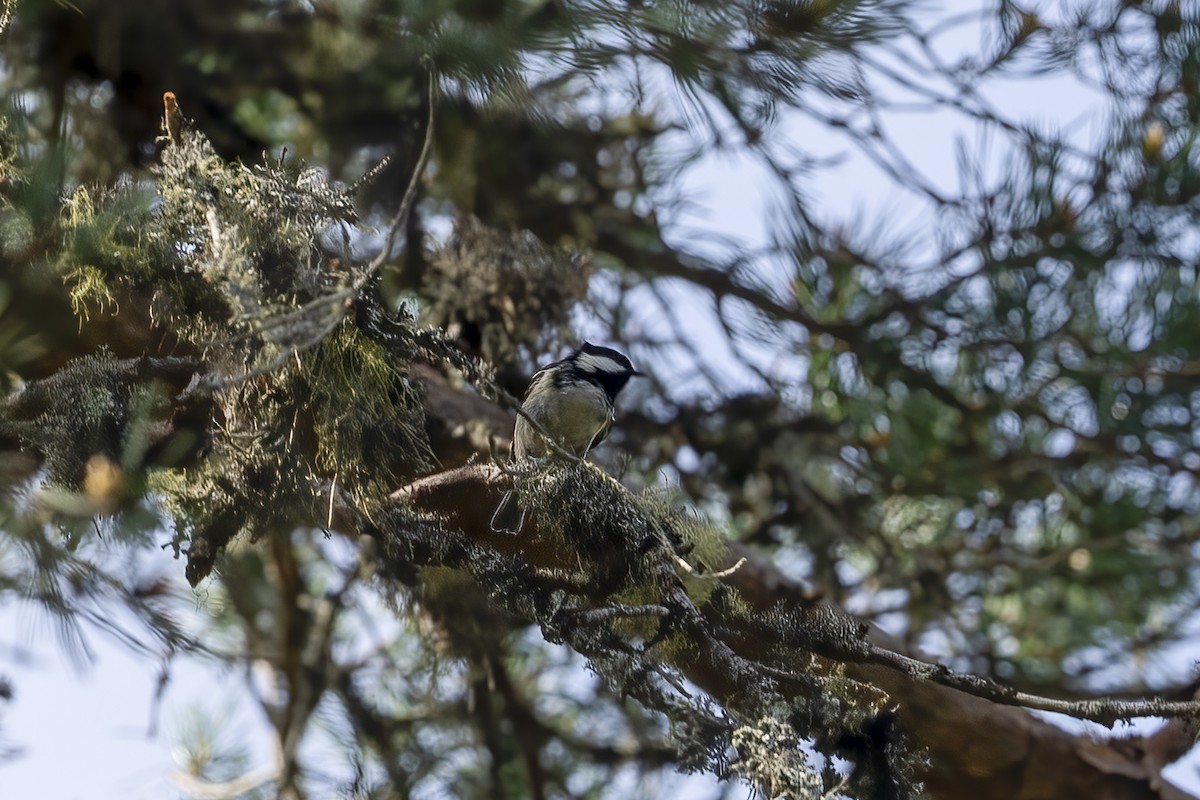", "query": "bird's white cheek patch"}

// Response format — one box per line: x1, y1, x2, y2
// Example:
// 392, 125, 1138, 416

578, 354, 626, 375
